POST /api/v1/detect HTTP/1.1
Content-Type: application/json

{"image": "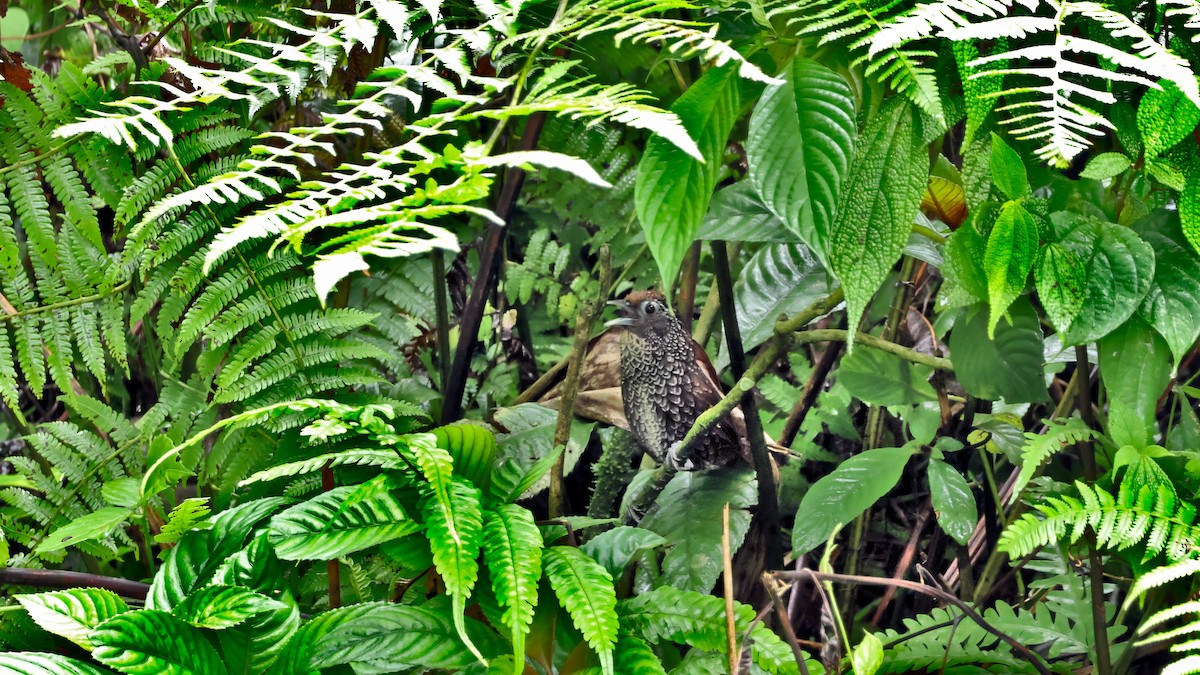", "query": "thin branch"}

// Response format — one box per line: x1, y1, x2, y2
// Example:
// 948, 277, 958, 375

0, 568, 148, 601
1076, 344, 1112, 675
142, 0, 205, 55
723, 503, 739, 675
775, 570, 1053, 675
763, 573, 811, 675
779, 339, 842, 448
